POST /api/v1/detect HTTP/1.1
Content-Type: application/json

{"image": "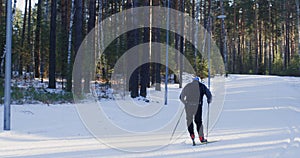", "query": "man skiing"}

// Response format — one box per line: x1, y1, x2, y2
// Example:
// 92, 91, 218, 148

180, 77, 212, 146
